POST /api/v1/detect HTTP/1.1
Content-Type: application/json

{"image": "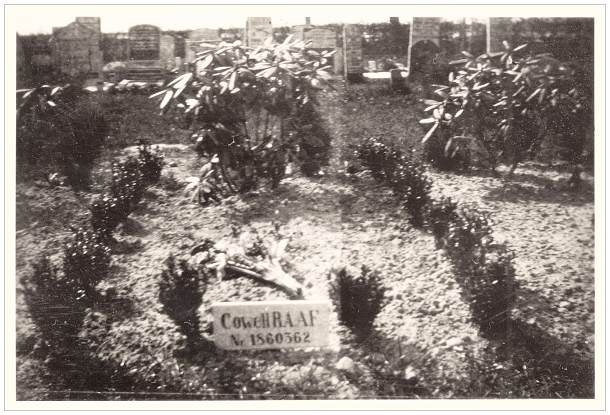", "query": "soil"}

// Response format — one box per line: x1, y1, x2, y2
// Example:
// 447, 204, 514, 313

15, 82, 595, 400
